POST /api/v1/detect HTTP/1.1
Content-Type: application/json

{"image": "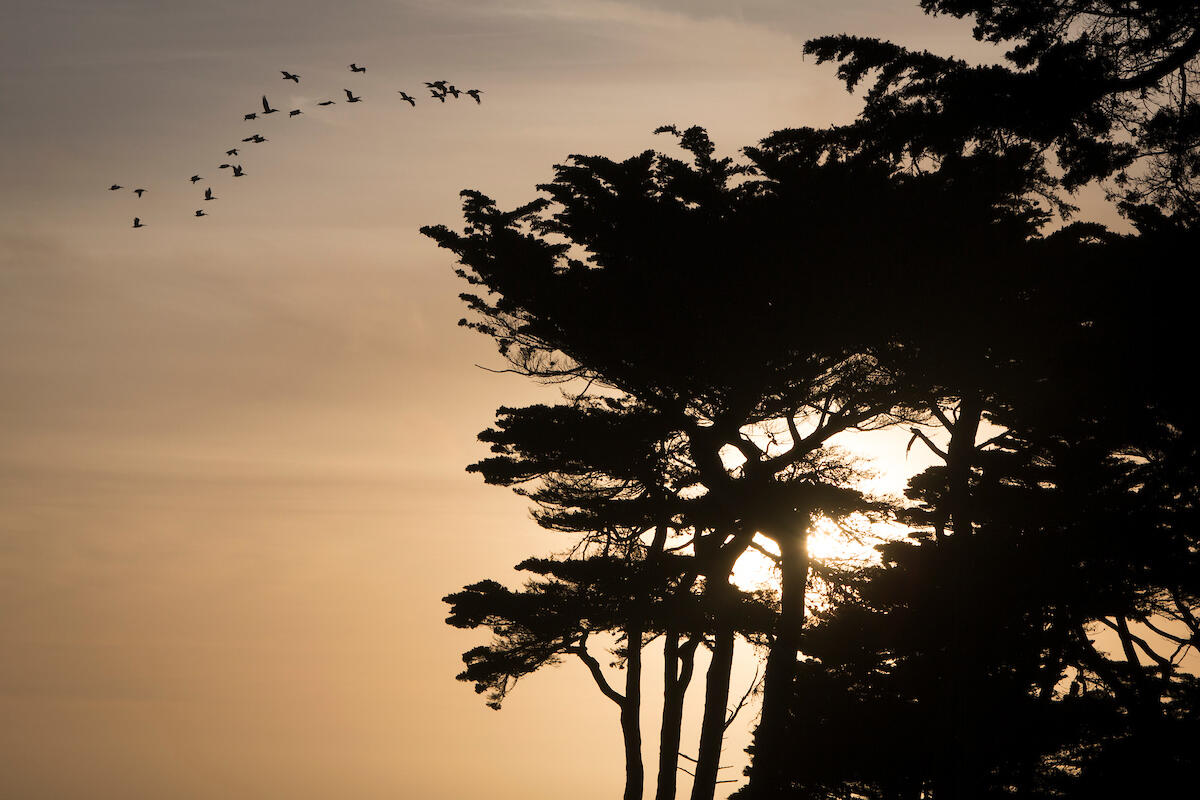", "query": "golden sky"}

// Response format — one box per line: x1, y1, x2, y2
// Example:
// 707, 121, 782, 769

0, 2, 1119, 798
